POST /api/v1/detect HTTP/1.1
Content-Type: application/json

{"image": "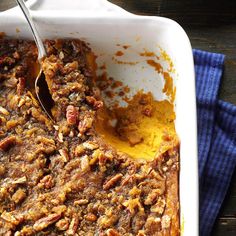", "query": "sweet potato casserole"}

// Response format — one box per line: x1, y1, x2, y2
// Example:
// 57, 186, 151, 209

0, 38, 179, 235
